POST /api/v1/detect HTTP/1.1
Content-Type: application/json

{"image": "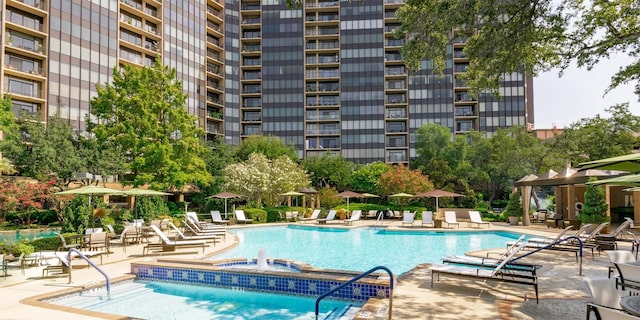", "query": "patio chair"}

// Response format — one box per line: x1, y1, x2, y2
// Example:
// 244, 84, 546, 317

421, 211, 434, 228
401, 212, 415, 228
285, 211, 298, 222
443, 211, 459, 229
109, 226, 139, 253
590, 304, 639, 320
0, 254, 6, 279
5, 252, 25, 275
583, 277, 623, 320
57, 233, 80, 252
87, 232, 109, 253
605, 250, 636, 279
430, 241, 539, 303
614, 262, 640, 294
469, 211, 490, 229
343, 210, 362, 226
168, 222, 221, 245
143, 225, 207, 256
299, 209, 321, 223
235, 210, 254, 224
210, 210, 229, 225
366, 210, 378, 220
316, 210, 337, 224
